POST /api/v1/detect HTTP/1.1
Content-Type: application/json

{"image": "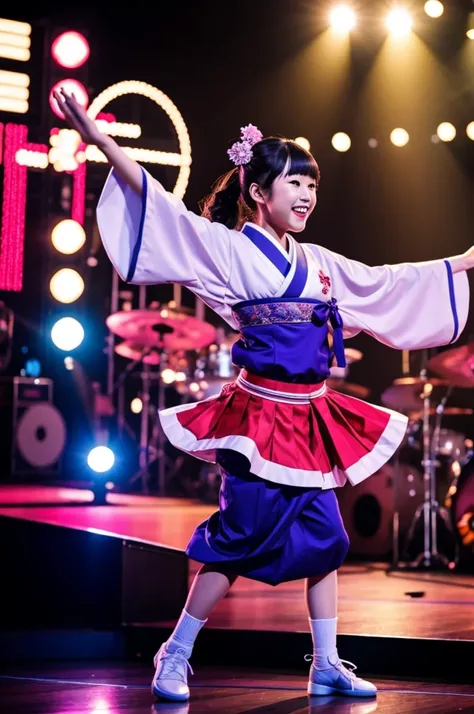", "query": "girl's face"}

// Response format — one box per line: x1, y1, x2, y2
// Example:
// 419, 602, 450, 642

257, 172, 318, 235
